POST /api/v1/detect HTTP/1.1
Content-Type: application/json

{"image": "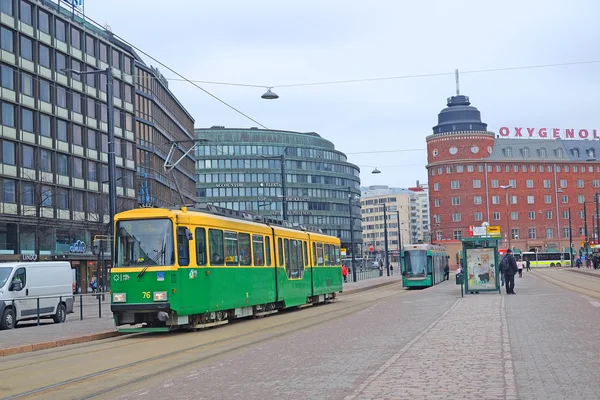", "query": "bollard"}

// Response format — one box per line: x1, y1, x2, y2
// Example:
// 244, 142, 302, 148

98, 293, 101, 318
37, 297, 40, 326
80, 295, 83, 320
